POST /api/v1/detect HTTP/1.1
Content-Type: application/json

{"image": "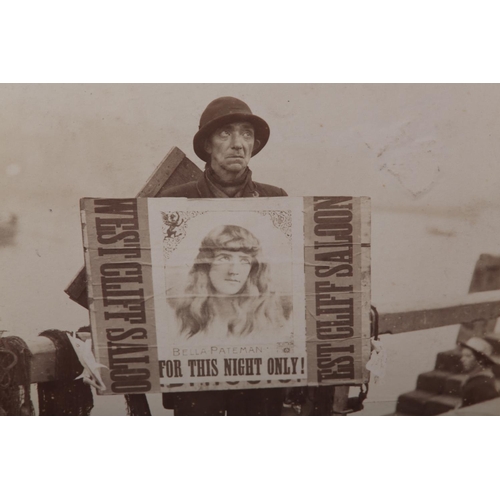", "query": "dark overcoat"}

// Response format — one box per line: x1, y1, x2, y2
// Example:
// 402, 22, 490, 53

461, 369, 498, 408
